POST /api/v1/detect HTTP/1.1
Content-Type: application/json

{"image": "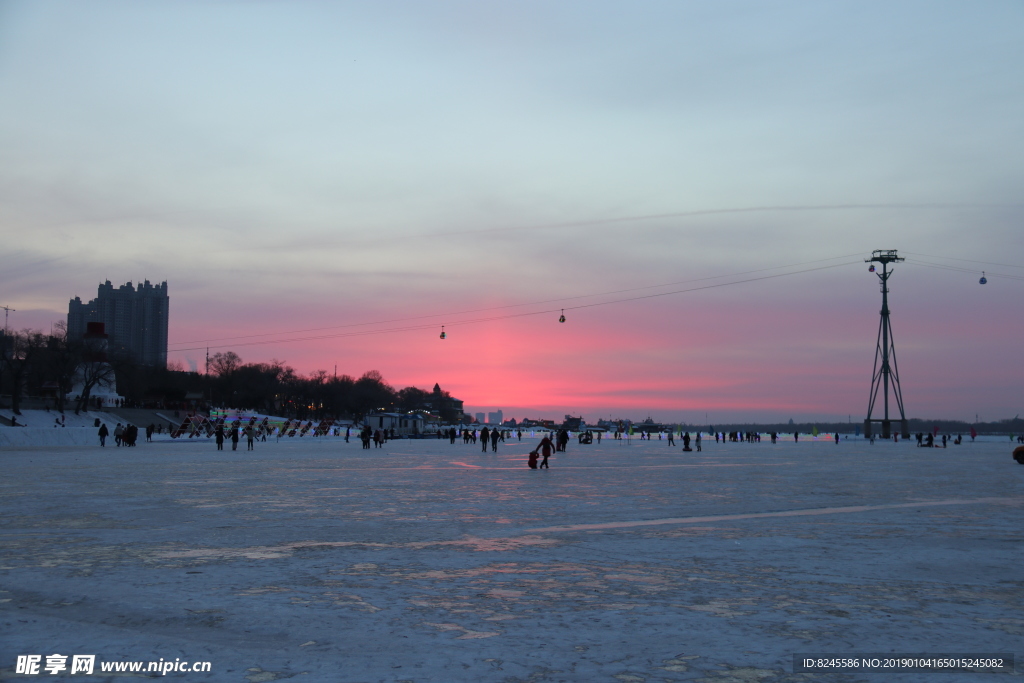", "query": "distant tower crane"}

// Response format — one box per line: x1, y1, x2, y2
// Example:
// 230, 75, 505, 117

1, 305, 14, 337
864, 250, 909, 439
